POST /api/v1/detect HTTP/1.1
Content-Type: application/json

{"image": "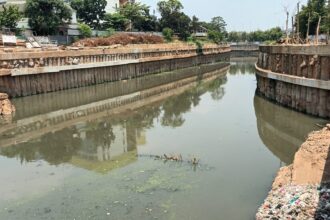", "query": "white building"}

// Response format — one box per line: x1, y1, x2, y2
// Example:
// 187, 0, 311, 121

106, 0, 120, 13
